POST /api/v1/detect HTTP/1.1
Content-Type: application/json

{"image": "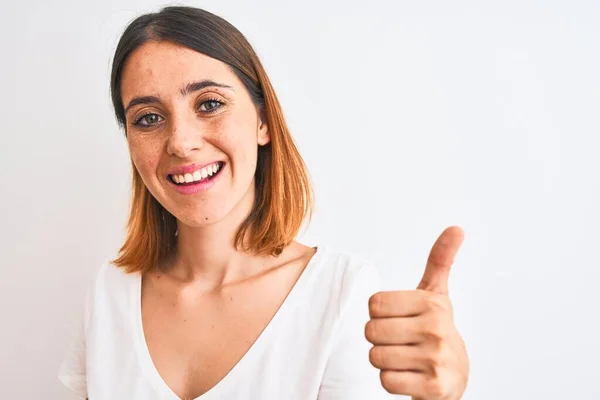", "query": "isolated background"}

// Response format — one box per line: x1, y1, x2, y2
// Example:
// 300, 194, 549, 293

1, 0, 599, 398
